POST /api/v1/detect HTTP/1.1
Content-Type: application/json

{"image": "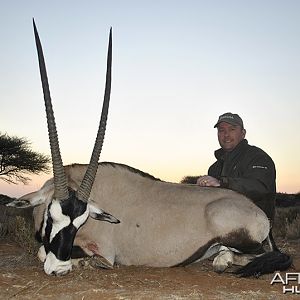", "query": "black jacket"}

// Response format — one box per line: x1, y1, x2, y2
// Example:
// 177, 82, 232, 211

208, 139, 276, 220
